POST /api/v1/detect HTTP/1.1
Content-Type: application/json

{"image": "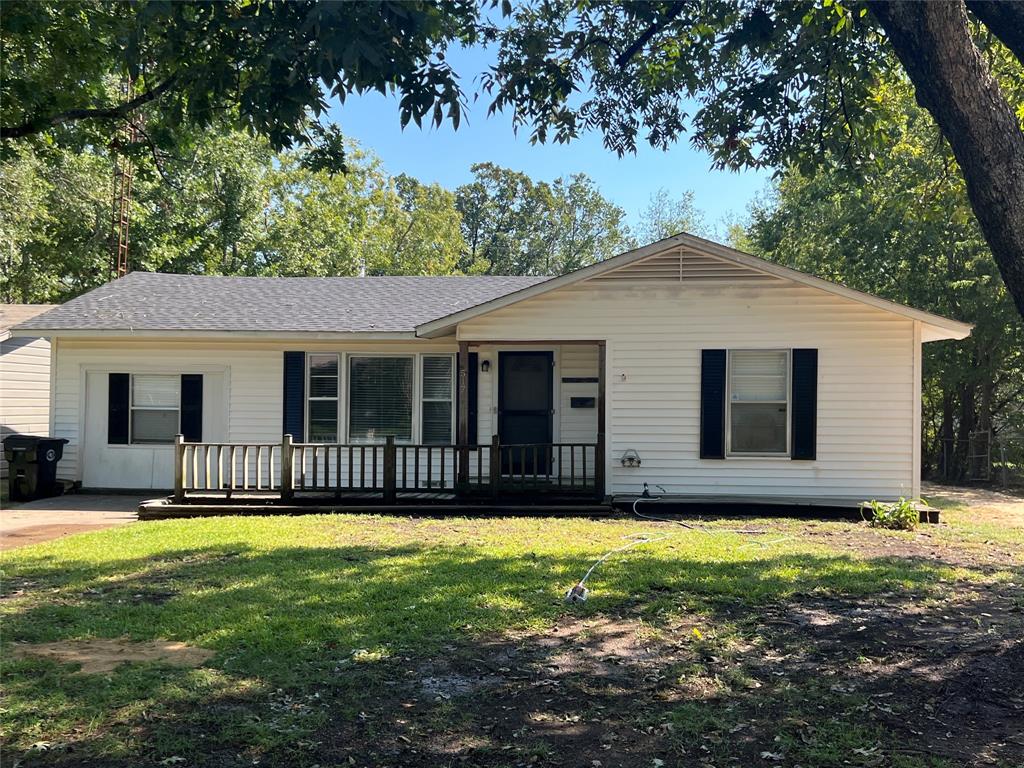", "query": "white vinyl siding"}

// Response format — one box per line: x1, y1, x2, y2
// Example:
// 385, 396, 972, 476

559, 345, 599, 446
52, 343, 271, 487
0, 335, 52, 481
459, 278, 918, 501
